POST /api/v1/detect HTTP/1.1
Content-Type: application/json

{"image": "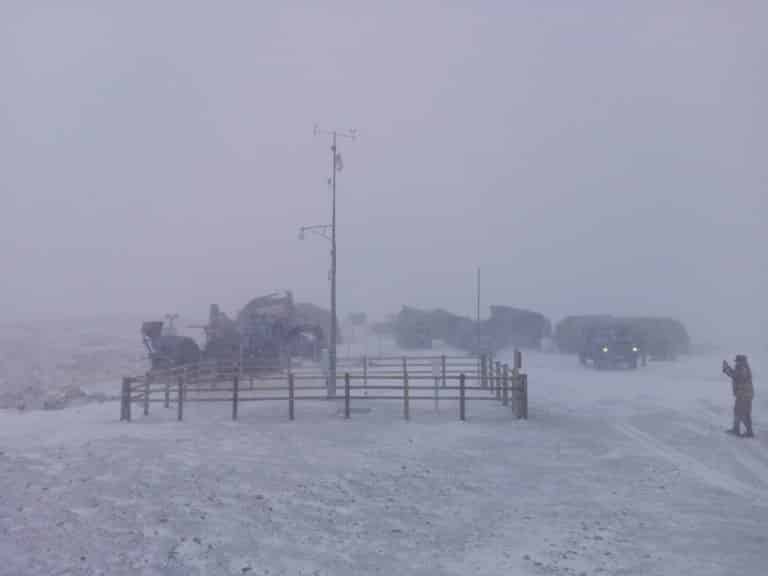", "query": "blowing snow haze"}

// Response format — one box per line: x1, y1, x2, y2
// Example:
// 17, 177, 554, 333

1, 1, 765, 346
